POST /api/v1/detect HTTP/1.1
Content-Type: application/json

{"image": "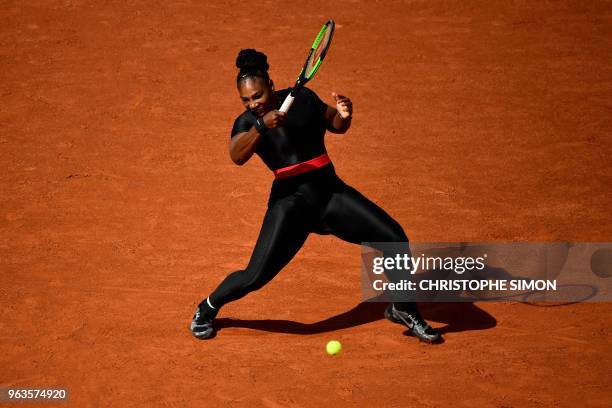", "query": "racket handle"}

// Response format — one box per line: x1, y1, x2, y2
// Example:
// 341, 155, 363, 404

279, 94, 295, 113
